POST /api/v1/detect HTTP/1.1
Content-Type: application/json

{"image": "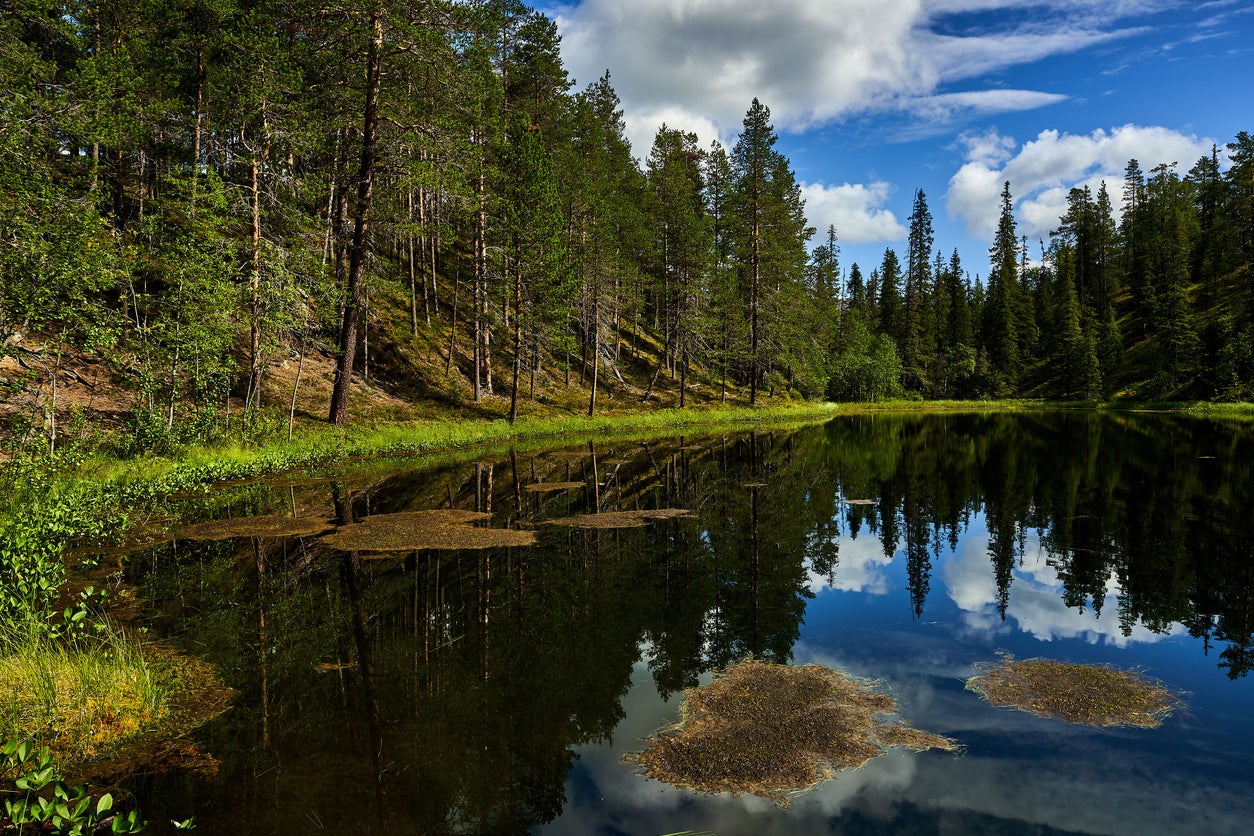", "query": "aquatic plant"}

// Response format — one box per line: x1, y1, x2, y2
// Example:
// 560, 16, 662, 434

624, 659, 960, 806
177, 515, 332, 541
546, 509, 696, 529
0, 623, 232, 774
1, 736, 148, 834
320, 510, 537, 552
965, 655, 1181, 728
